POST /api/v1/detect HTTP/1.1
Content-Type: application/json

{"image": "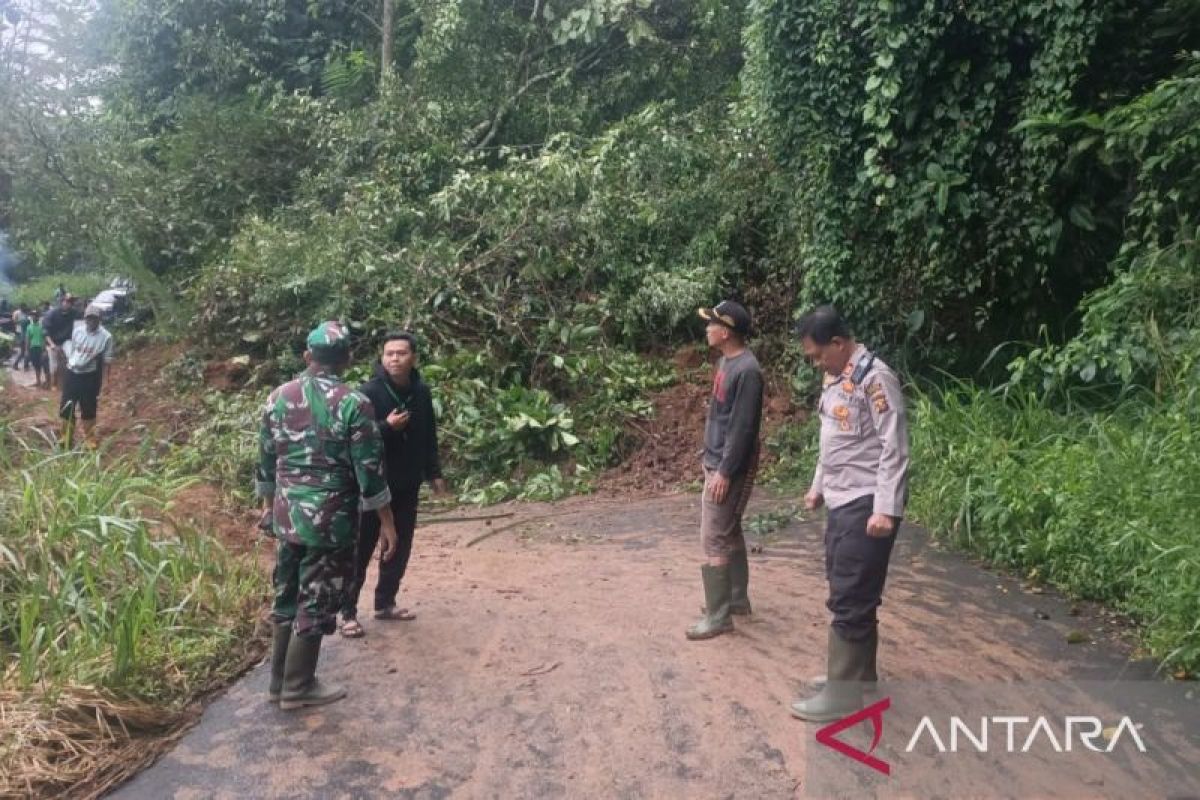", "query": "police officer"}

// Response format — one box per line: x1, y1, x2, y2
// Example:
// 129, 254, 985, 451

256, 321, 399, 710
789, 306, 909, 722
